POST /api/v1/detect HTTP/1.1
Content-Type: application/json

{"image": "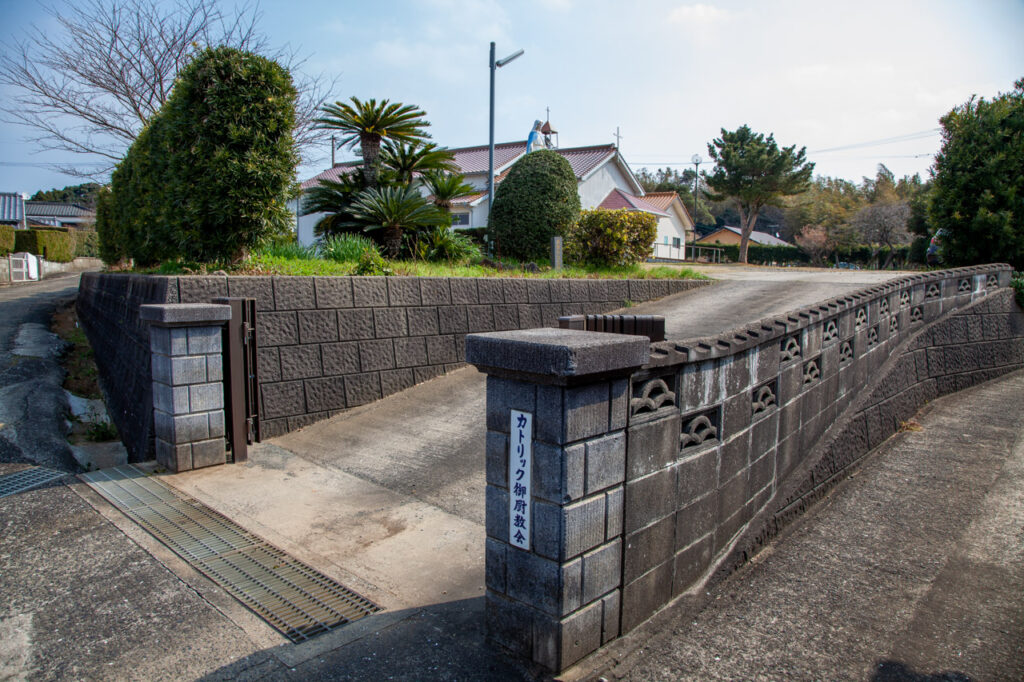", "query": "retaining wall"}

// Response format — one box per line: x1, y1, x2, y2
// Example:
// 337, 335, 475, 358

77, 272, 708, 460
466, 264, 1024, 672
